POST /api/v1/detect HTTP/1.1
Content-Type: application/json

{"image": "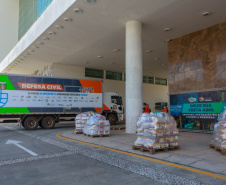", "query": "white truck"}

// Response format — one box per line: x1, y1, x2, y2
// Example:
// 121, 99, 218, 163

0, 73, 124, 130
